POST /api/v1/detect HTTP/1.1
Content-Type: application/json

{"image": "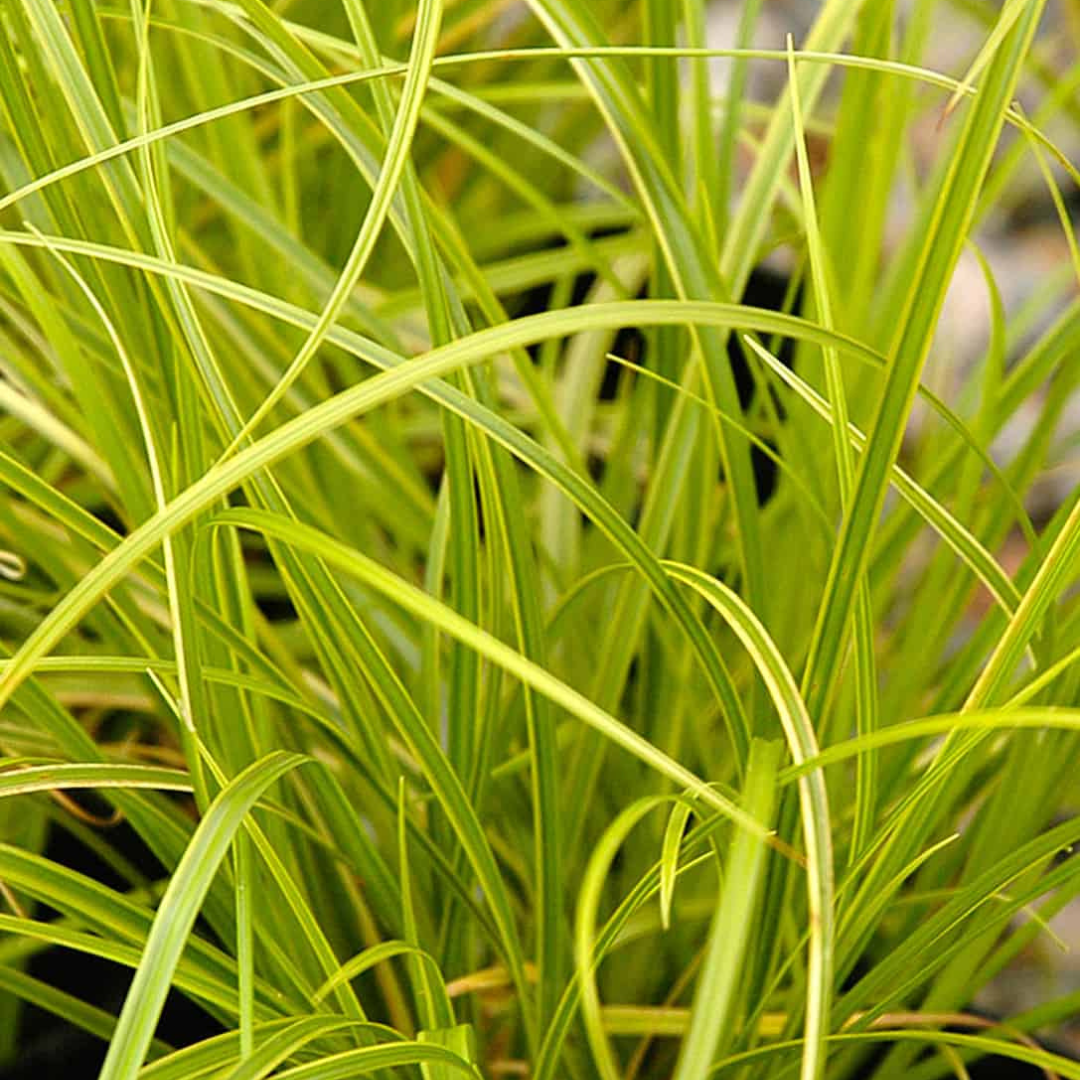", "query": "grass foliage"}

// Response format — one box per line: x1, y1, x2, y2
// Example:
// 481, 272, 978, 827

0, 0, 1078, 1077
